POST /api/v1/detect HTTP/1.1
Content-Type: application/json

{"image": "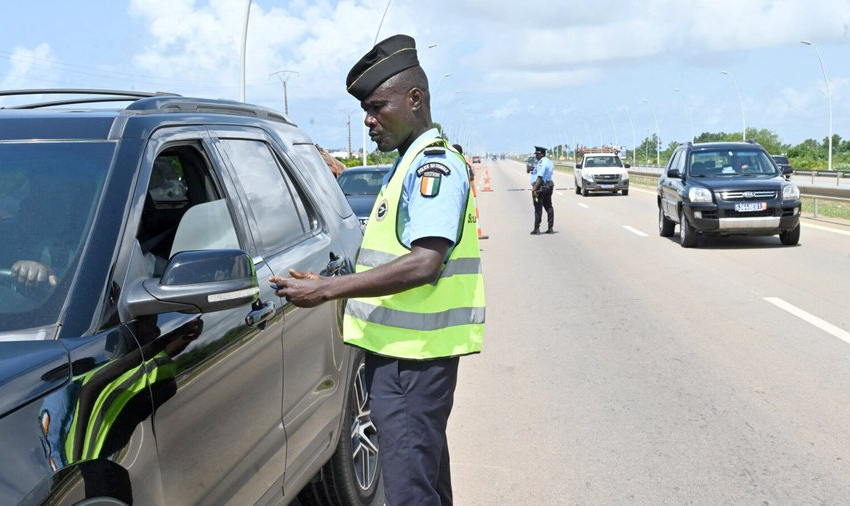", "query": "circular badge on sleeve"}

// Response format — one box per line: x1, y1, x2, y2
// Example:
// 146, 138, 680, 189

375, 199, 389, 222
